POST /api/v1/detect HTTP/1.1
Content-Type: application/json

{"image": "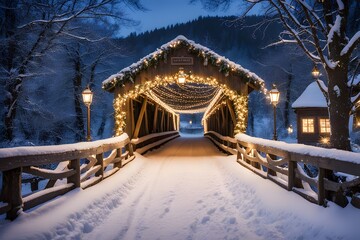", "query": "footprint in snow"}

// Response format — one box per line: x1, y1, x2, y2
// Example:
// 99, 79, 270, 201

207, 208, 216, 215
201, 216, 210, 224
